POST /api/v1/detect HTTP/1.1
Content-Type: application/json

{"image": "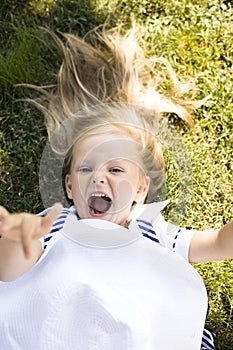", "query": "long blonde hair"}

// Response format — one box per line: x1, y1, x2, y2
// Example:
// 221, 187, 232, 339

30, 24, 205, 203
29, 24, 205, 135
